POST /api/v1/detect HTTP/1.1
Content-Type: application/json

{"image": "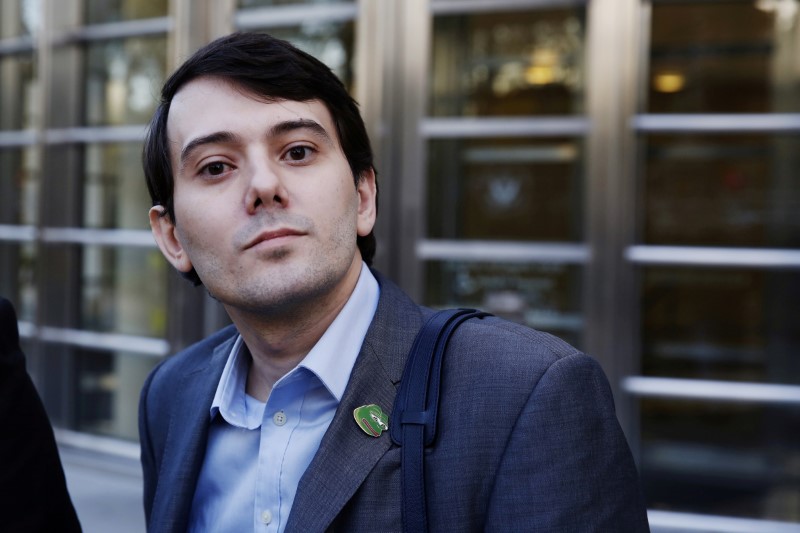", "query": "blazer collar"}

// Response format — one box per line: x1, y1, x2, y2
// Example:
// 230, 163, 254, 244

151, 332, 235, 532
286, 272, 426, 532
